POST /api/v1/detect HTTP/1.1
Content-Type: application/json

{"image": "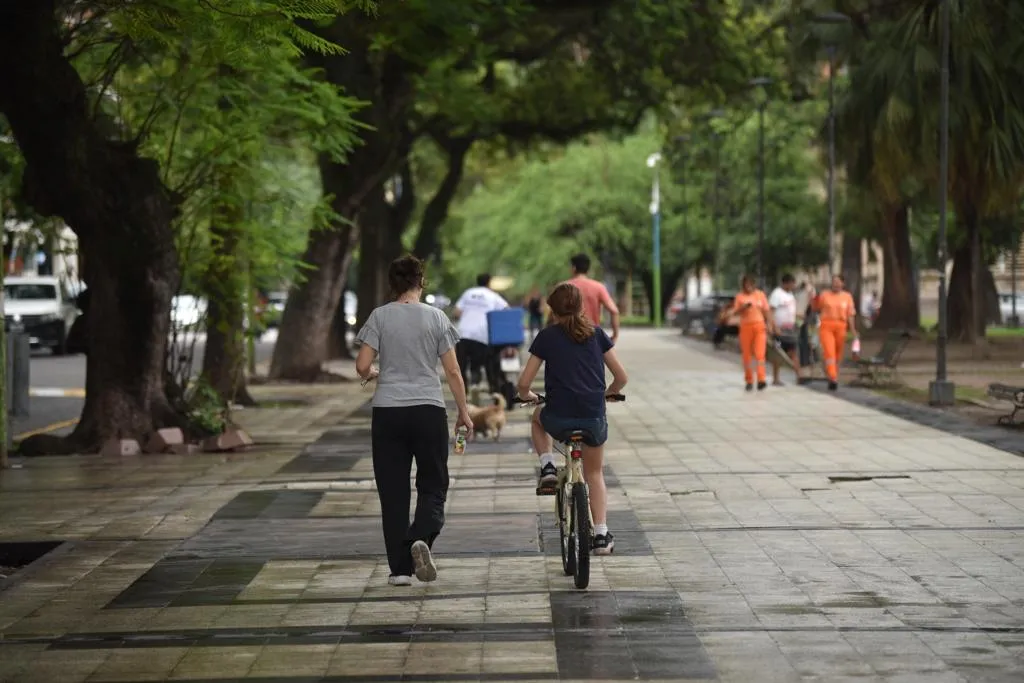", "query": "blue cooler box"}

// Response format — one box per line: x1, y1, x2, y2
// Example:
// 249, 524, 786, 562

487, 307, 525, 346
